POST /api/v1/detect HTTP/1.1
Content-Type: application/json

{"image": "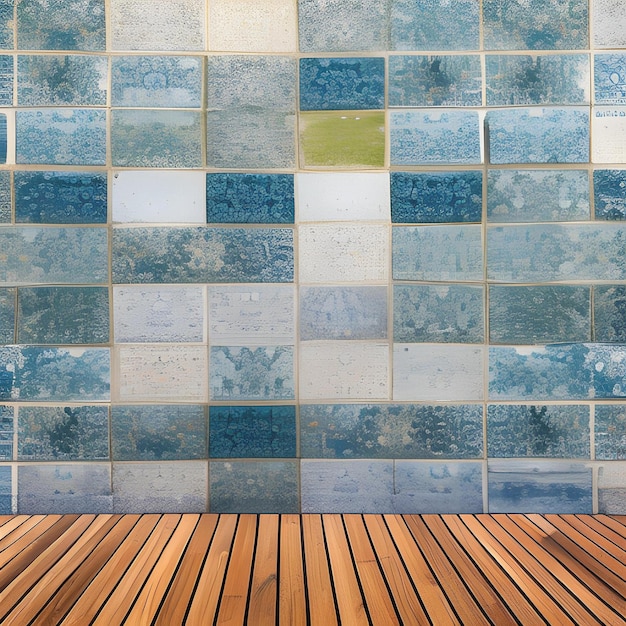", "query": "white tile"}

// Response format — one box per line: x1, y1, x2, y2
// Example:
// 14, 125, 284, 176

593, 0, 626, 48
592, 108, 626, 163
